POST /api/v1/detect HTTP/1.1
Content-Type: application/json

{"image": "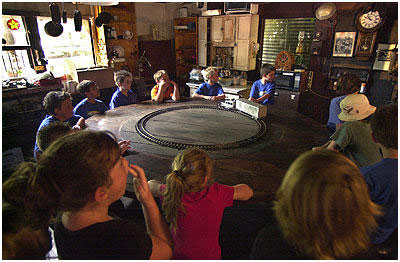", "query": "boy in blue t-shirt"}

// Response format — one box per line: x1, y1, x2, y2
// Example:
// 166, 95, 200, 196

74, 80, 109, 119
360, 104, 398, 246
193, 67, 225, 101
249, 64, 276, 105
109, 70, 139, 109
34, 91, 85, 159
